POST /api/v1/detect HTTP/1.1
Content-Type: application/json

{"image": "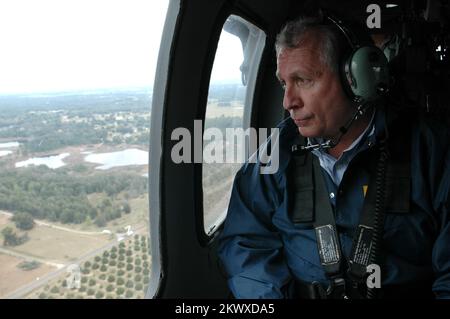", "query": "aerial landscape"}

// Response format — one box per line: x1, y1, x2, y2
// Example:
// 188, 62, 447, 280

0, 83, 244, 298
